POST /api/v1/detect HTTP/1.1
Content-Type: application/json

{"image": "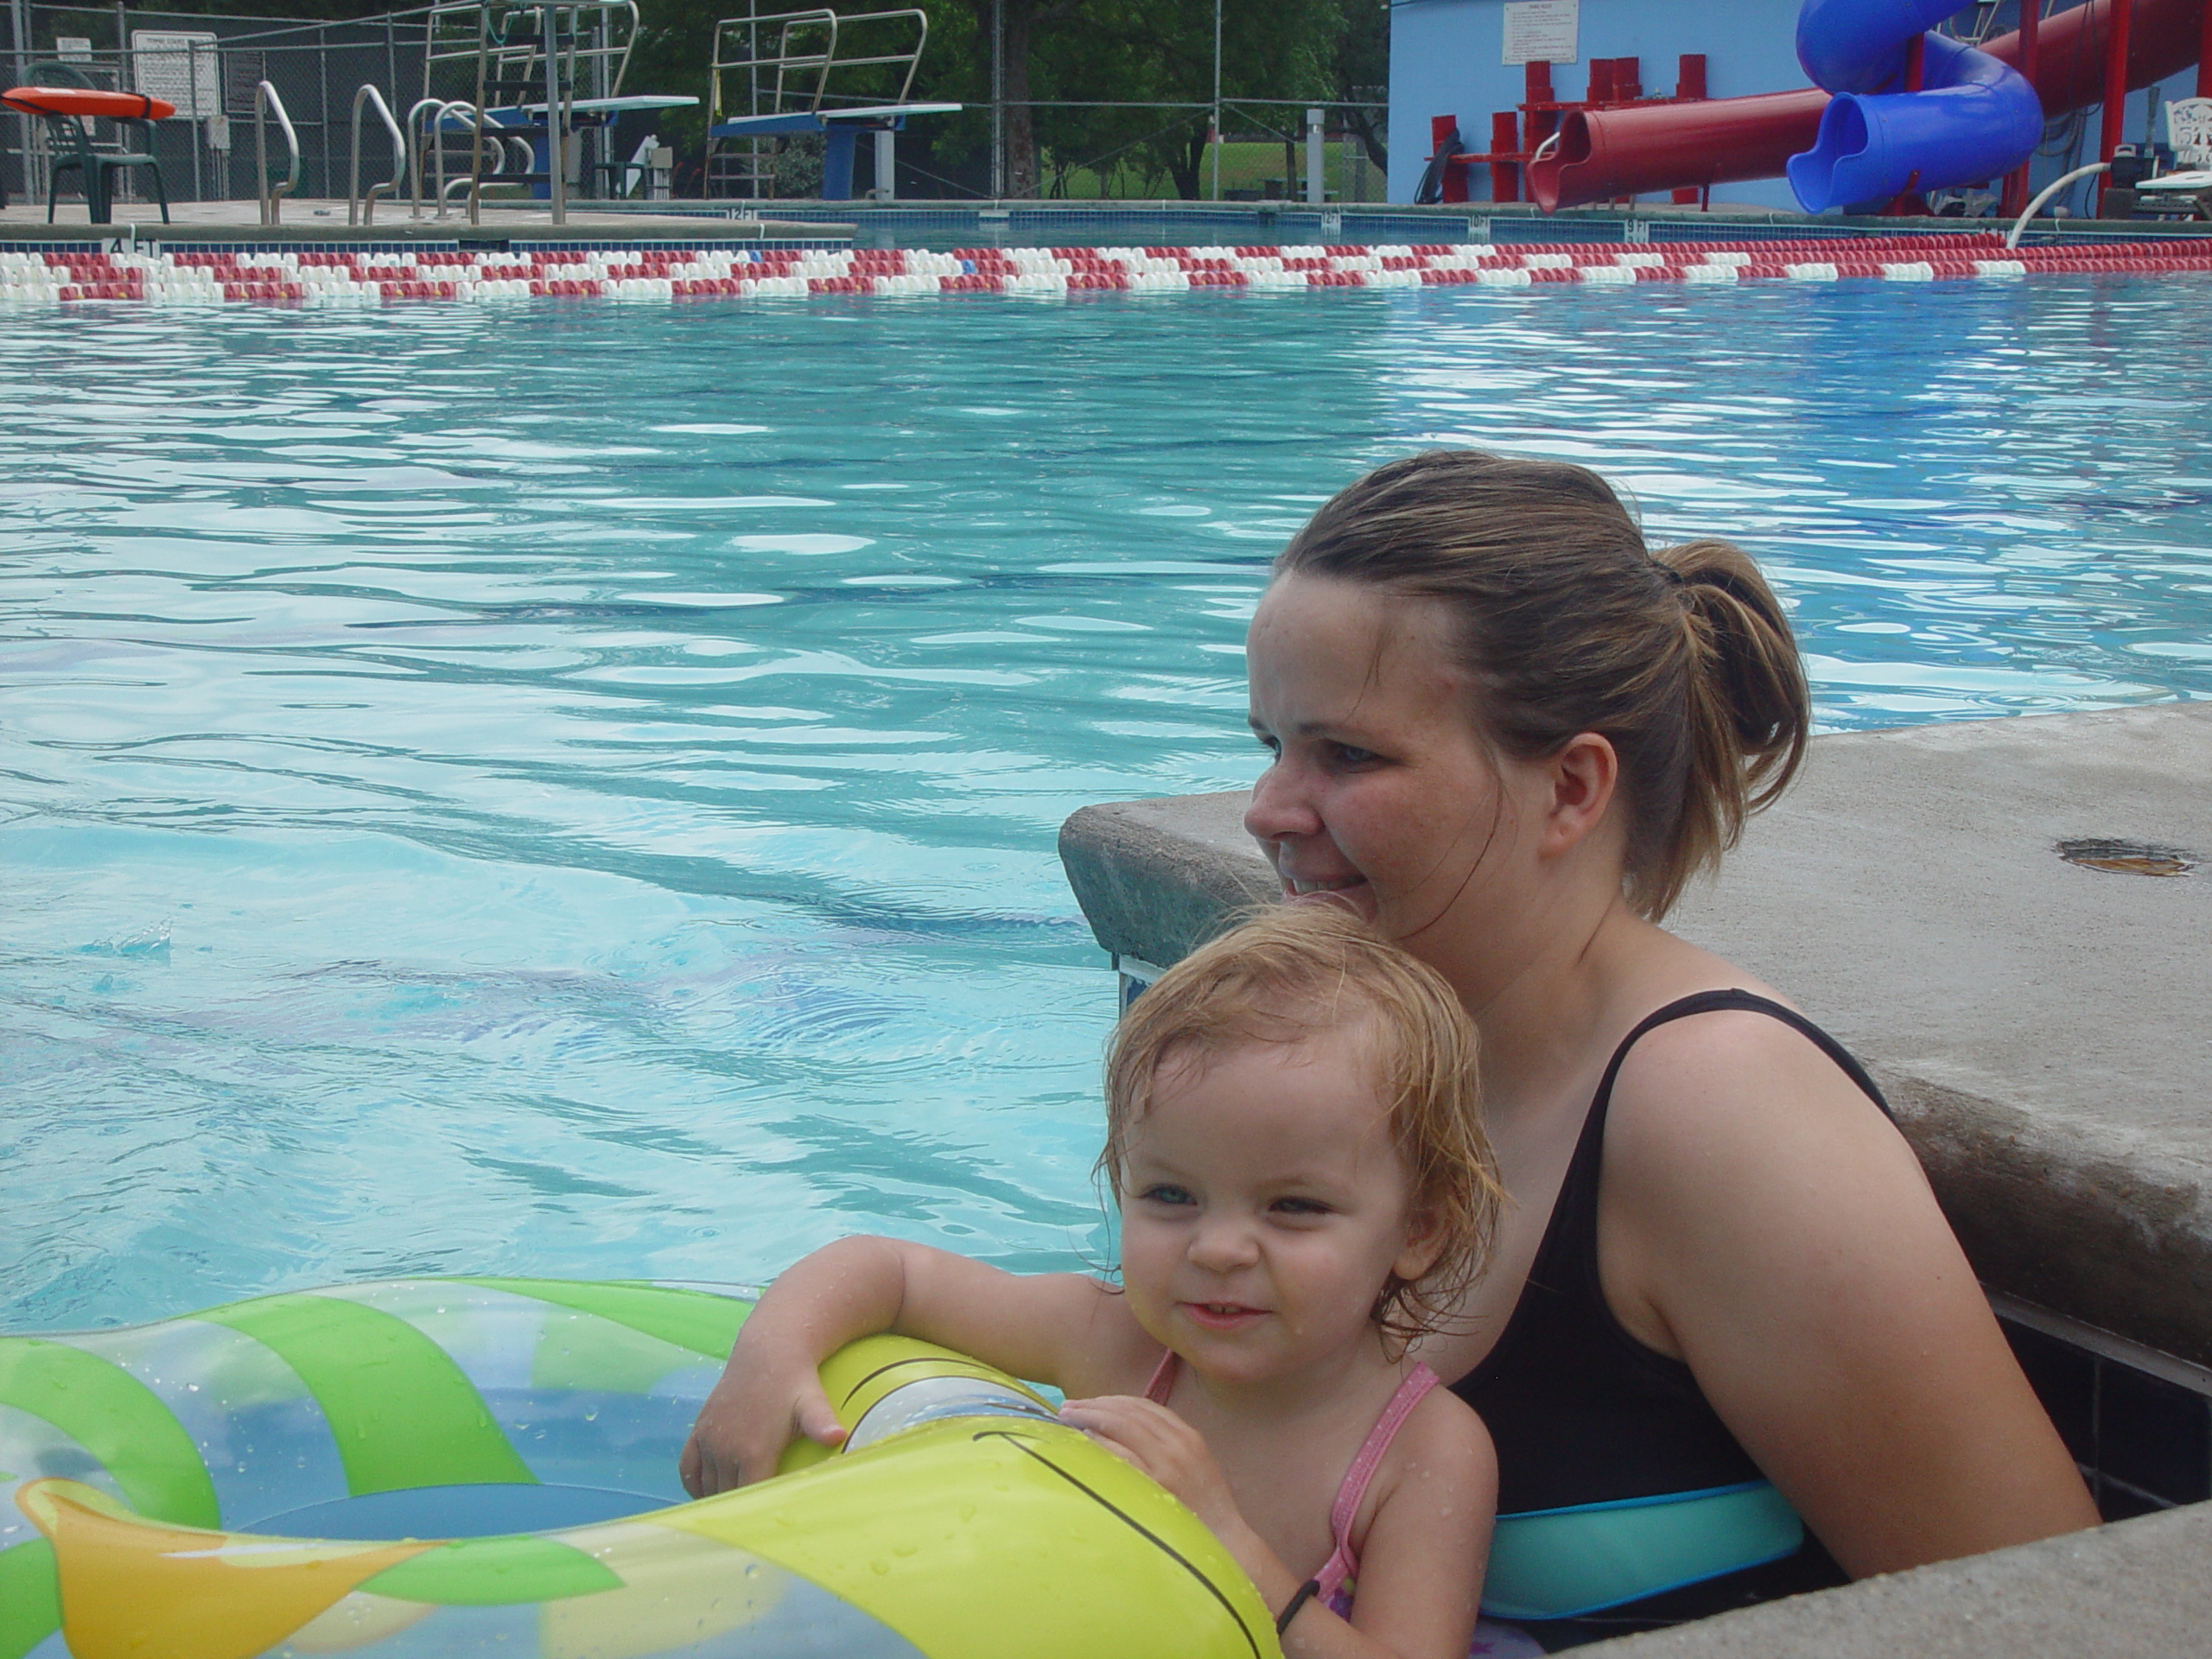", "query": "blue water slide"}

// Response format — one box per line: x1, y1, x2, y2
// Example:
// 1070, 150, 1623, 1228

1788, 0, 2046, 212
